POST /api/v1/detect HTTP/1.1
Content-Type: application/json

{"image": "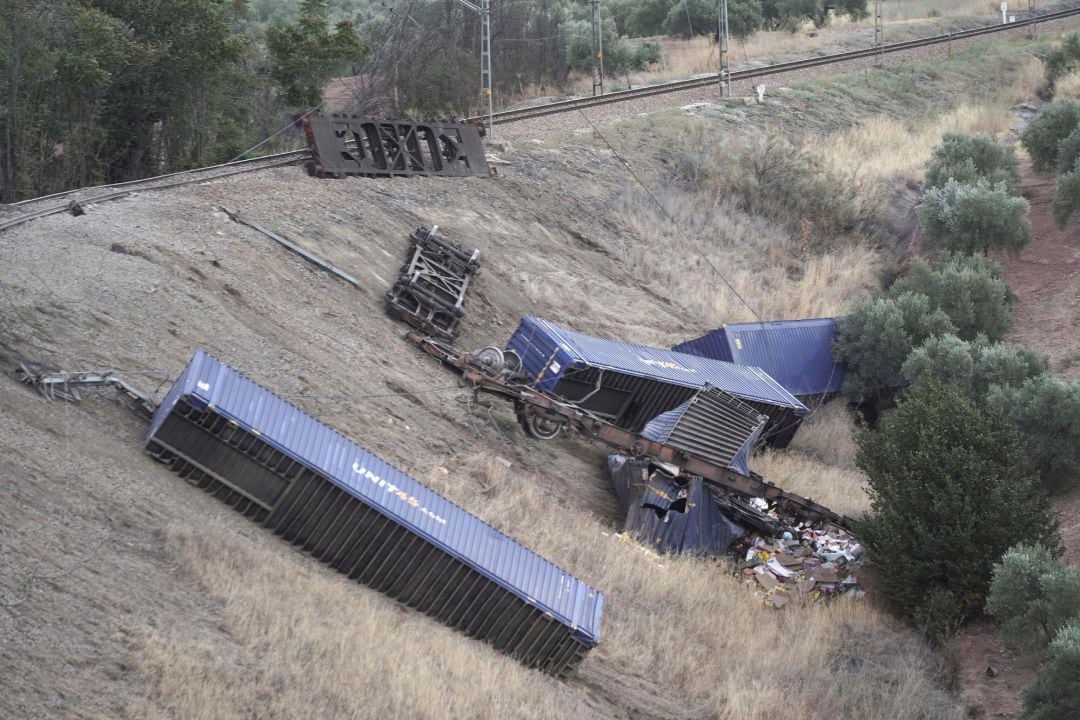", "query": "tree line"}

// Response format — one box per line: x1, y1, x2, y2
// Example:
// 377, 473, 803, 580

1, 0, 869, 201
